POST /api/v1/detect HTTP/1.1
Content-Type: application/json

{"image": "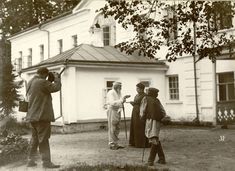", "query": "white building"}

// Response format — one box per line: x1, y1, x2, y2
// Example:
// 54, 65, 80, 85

8, 0, 235, 128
